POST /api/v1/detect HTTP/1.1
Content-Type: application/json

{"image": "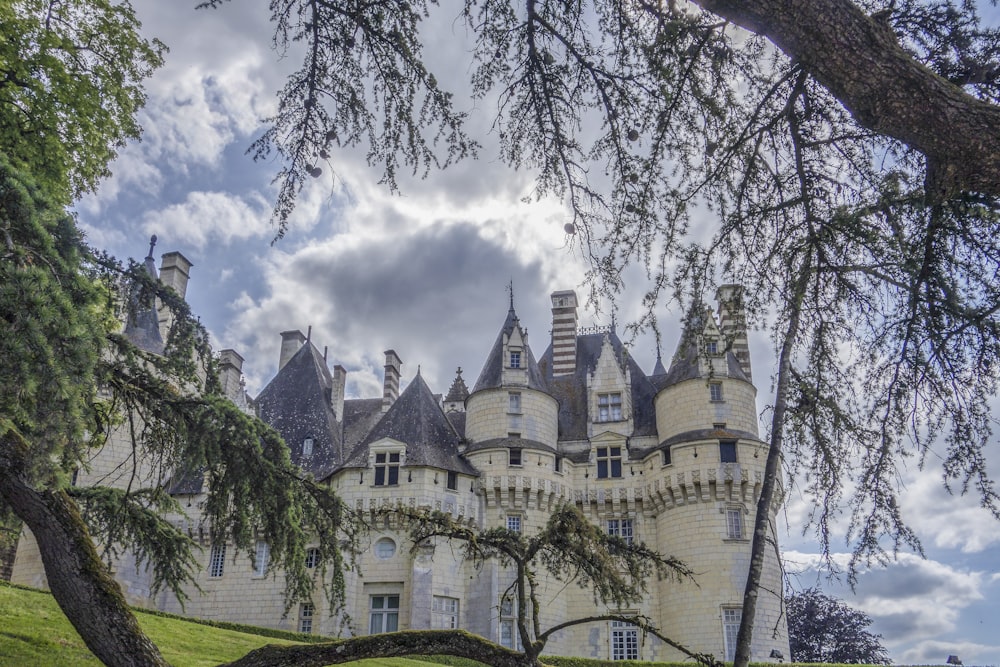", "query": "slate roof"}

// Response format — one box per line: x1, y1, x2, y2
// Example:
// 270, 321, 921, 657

656, 312, 750, 391
123, 246, 165, 355
255, 342, 342, 480
444, 368, 470, 402
472, 306, 547, 393
537, 331, 659, 441
342, 398, 383, 452
341, 372, 477, 475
